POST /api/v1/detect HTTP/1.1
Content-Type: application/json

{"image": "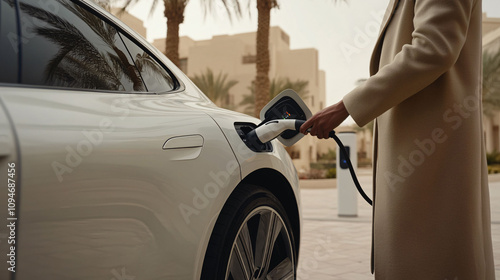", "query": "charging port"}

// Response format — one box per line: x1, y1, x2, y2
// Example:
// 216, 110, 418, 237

234, 122, 273, 152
